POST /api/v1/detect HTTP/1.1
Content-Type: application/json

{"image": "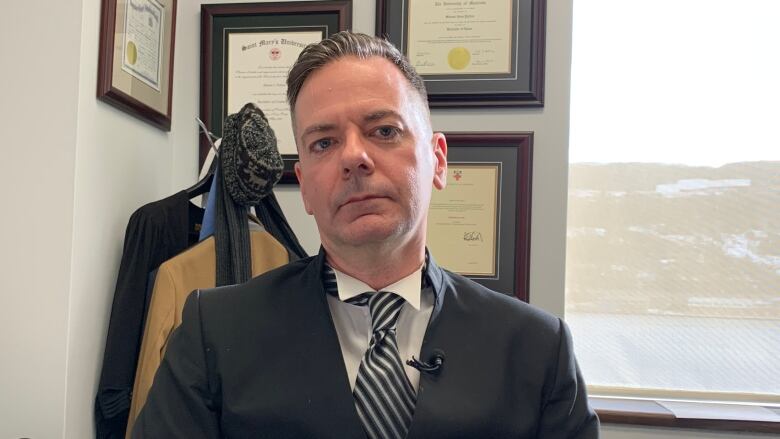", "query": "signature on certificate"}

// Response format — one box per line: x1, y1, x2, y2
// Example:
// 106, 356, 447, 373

463, 231, 483, 242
